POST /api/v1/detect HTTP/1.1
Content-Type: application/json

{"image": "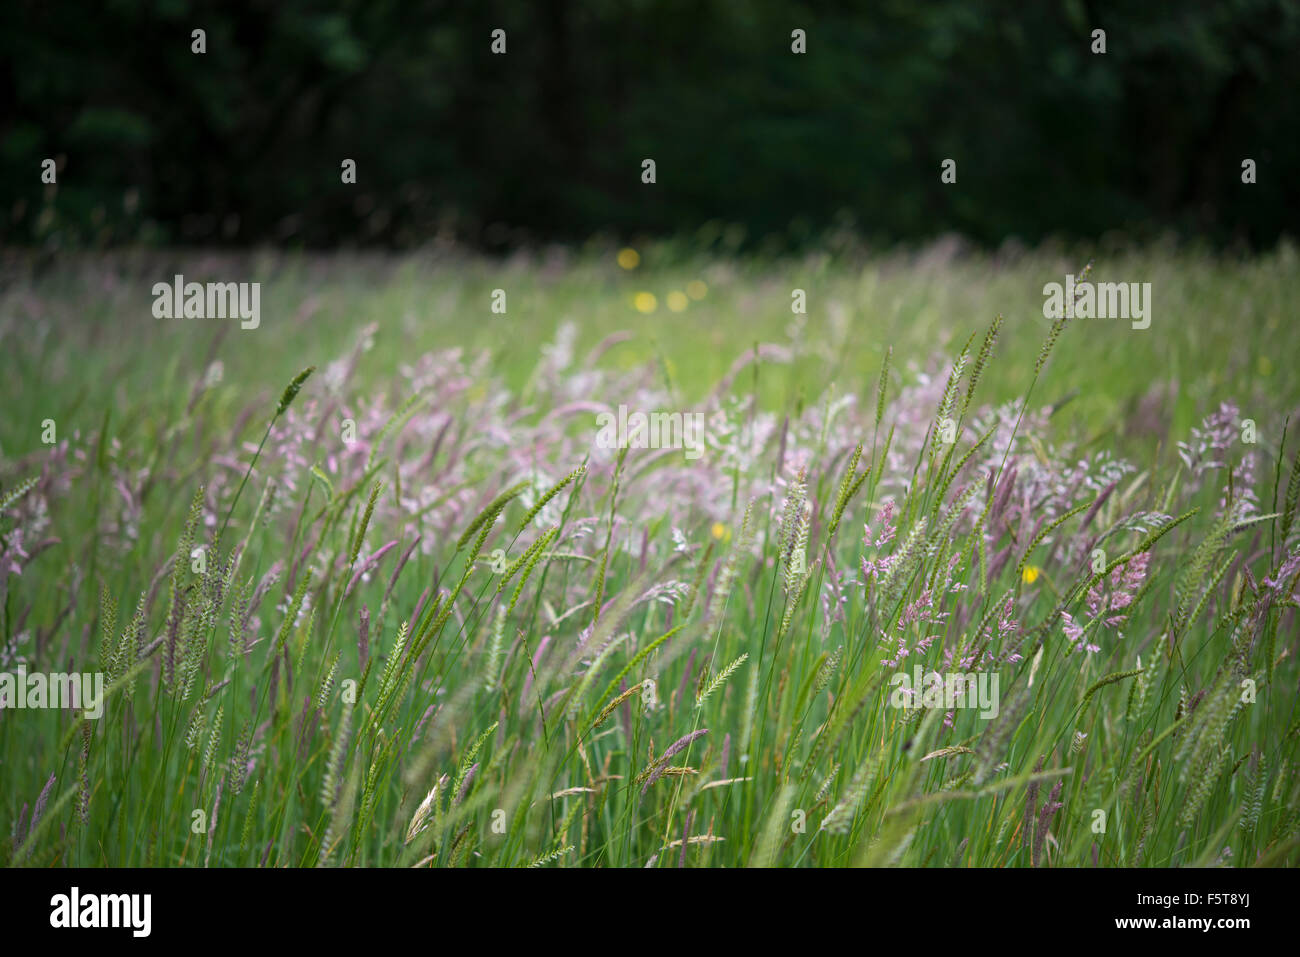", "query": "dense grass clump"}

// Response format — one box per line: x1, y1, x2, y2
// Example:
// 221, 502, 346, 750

1, 244, 1298, 867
